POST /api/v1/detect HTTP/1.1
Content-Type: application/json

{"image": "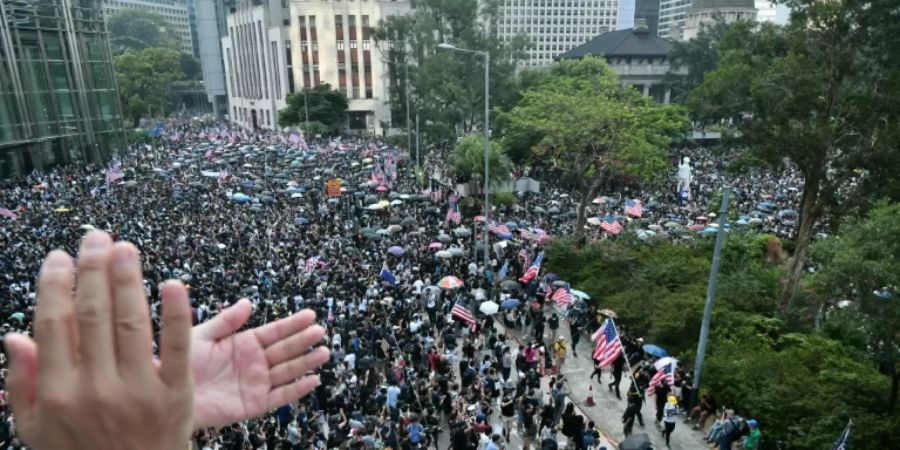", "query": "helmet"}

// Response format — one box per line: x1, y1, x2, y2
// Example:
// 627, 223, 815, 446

667, 395, 677, 404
